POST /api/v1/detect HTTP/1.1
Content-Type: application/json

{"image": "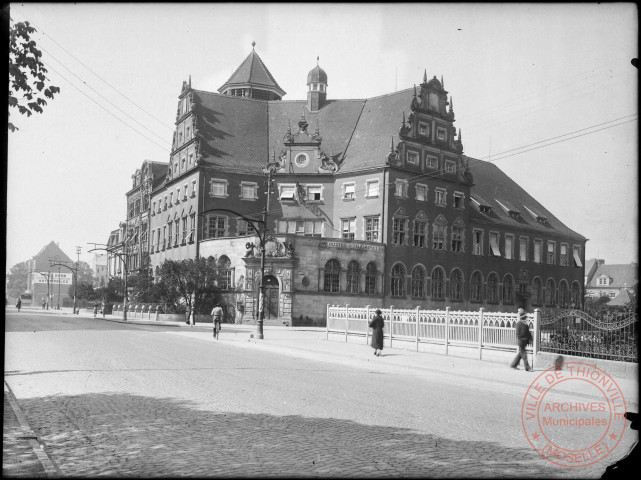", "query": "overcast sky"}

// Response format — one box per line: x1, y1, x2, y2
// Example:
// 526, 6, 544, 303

6, 3, 638, 273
